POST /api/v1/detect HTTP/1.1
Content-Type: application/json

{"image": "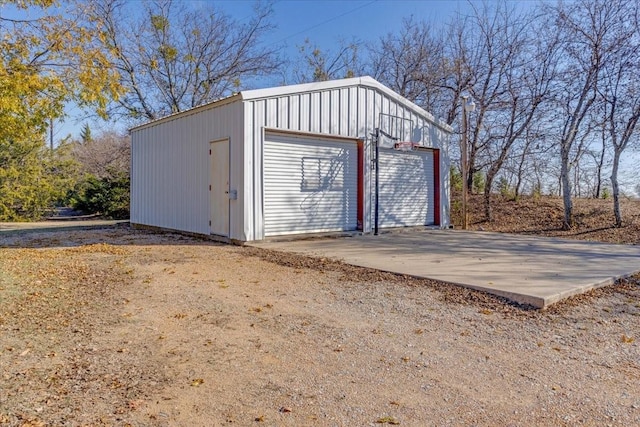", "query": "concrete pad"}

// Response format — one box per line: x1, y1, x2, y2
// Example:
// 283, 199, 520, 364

251, 230, 640, 308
